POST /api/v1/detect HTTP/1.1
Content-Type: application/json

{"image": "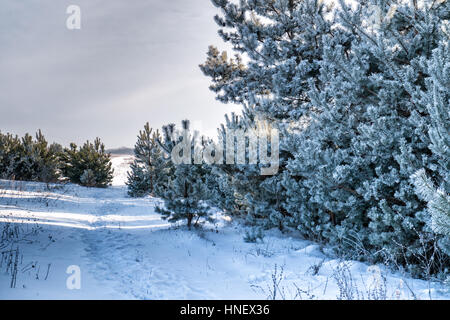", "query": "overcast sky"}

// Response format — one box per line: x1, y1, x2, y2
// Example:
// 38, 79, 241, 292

0, 0, 240, 148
